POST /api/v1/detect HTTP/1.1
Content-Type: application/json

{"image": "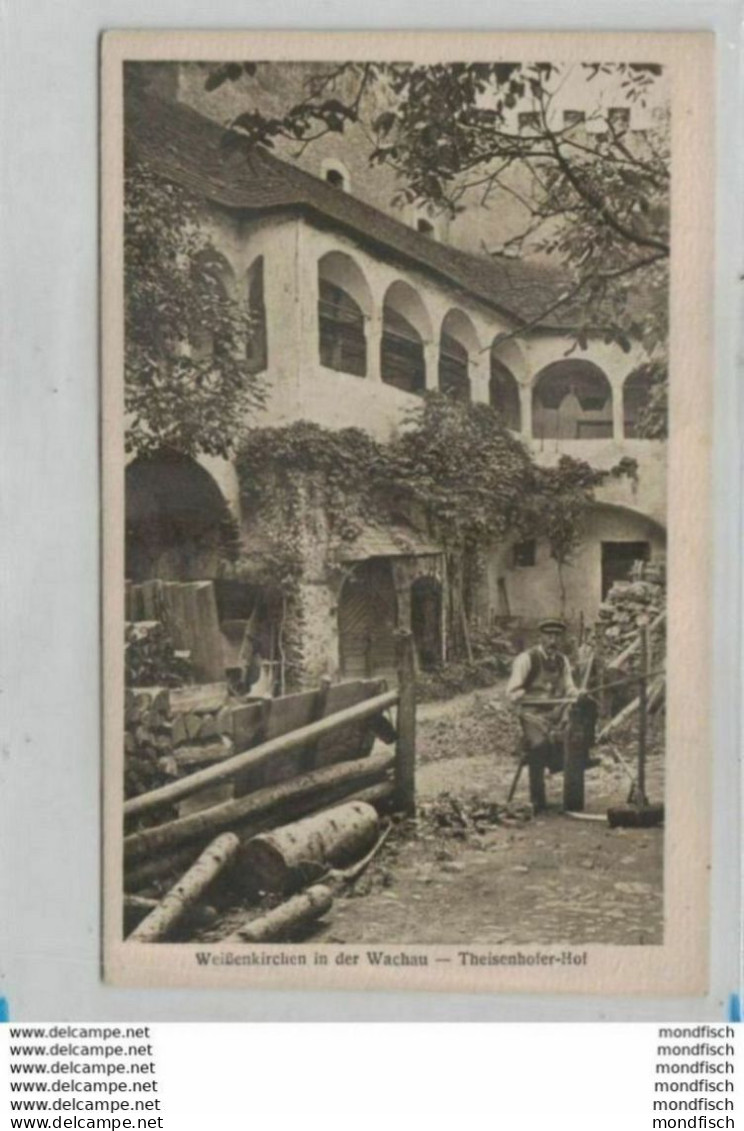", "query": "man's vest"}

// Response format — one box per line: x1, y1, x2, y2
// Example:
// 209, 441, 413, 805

522, 646, 568, 700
